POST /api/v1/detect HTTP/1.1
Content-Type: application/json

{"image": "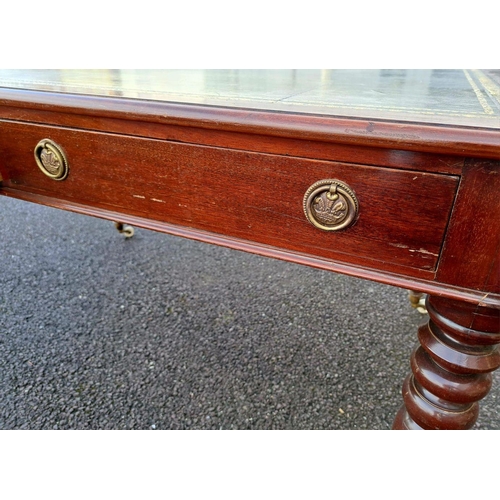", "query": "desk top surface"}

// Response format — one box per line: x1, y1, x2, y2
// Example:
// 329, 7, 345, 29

1, 69, 500, 130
